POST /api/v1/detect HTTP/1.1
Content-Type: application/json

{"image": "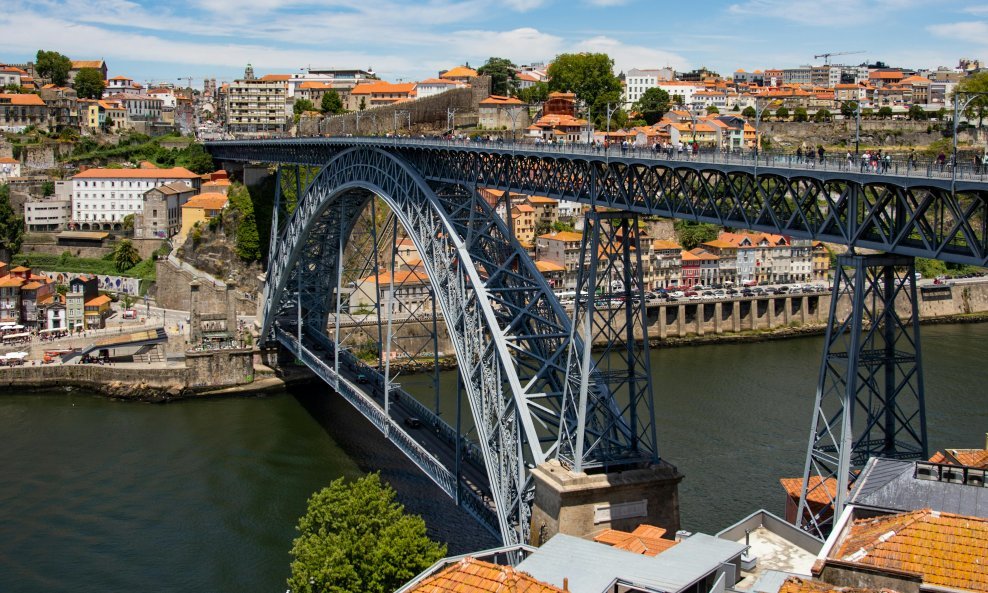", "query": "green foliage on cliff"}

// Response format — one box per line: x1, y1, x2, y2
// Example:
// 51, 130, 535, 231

0, 184, 24, 263
287, 473, 446, 593
64, 134, 215, 173
674, 220, 721, 250
227, 184, 261, 262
